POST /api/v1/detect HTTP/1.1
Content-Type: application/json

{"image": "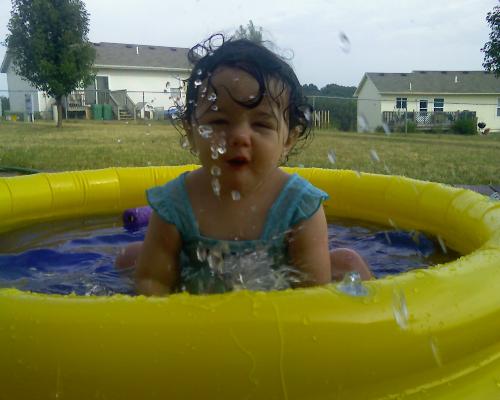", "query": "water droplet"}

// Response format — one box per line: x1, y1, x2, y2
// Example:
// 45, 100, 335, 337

196, 244, 207, 261
198, 125, 213, 139
210, 165, 221, 176
337, 272, 369, 296
327, 149, 336, 164
194, 79, 202, 87
207, 247, 224, 273
392, 288, 409, 330
188, 99, 195, 104
429, 336, 443, 367
231, 190, 241, 201
211, 147, 219, 160
370, 149, 380, 162
196, 68, 202, 76
357, 115, 369, 132
211, 105, 218, 111
217, 139, 226, 154
248, 95, 256, 100
211, 178, 221, 196
117, 138, 122, 143
180, 136, 190, 149
437, 236, 447, 254
489, 191, 500, 201
382, 123, 391, 135
339, 31, 351, 53
207, 93, 217, 102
